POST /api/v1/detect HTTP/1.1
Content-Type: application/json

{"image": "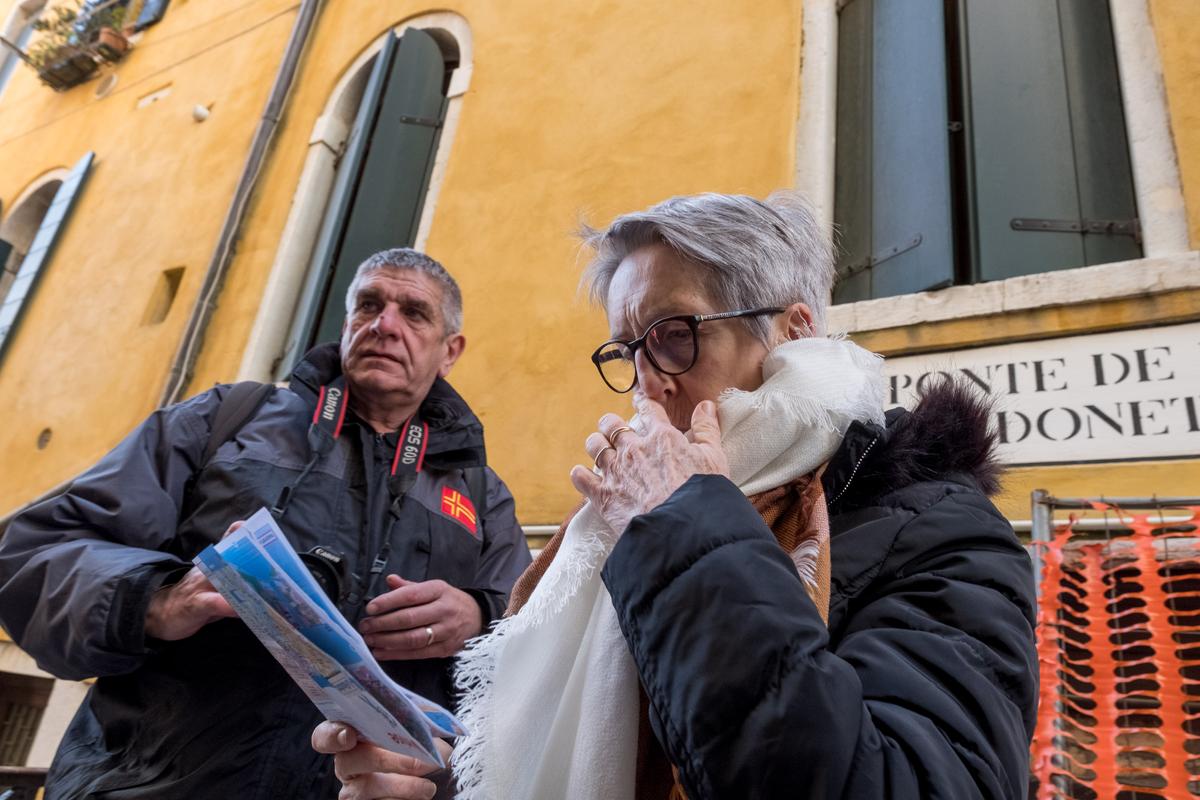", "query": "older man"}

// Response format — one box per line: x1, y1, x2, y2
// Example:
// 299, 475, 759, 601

0, 248, 531, 799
